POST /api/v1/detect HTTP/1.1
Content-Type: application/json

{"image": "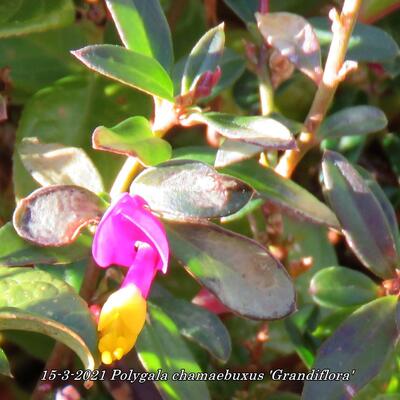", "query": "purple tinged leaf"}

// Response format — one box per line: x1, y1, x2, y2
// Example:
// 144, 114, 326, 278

256, 12, 322, 84
130, 160, 253, 220
322, 151, 398, 279
189, 112, 297, 149
13, 185, 103, 247
302, 296, 399, 400
166, 221, 296, 320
